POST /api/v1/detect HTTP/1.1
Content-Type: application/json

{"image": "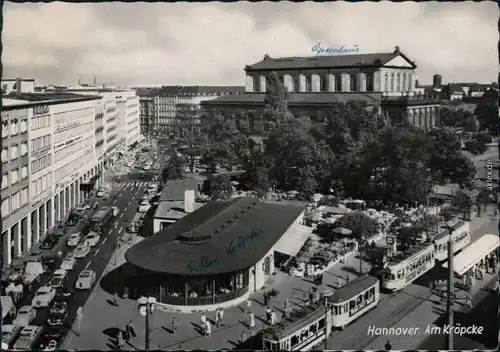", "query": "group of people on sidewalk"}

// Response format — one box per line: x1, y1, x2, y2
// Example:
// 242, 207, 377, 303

198, 308, 224, 338
115, 321, 136, 349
